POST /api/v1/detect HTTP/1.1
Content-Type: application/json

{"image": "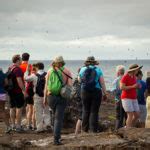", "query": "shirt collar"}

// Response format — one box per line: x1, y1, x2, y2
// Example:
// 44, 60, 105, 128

37, 70, 44, 74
